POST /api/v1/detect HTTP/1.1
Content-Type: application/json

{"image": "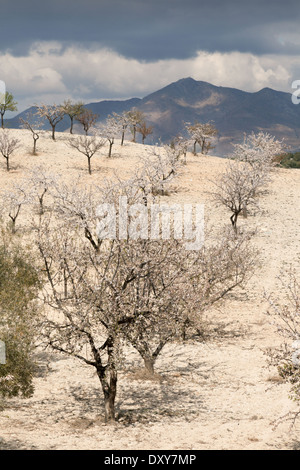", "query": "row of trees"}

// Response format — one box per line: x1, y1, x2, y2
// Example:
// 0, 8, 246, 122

1, 92, 154, 145
1, 91, 220, 155
0, 116, 218, 175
